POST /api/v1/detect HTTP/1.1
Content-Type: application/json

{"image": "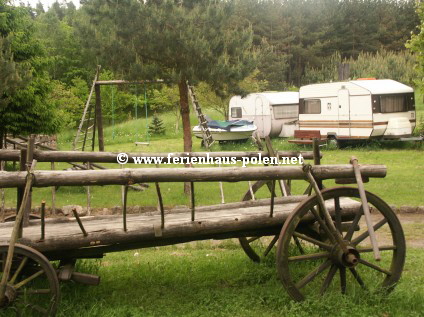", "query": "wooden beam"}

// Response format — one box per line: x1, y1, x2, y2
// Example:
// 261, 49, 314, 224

0, 149, 319, 162
0, 164, 387, 188
95, 81, 104, 151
